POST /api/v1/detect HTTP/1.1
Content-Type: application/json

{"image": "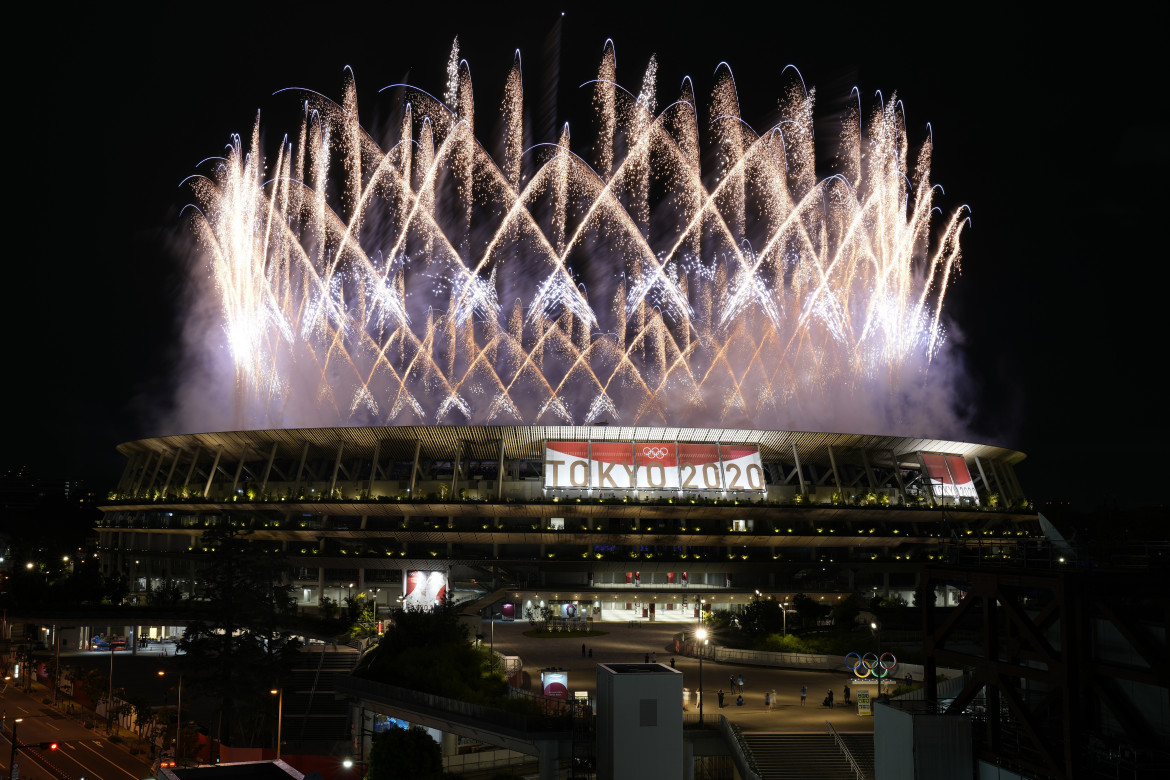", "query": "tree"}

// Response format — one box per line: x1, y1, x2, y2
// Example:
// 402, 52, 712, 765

368, 726, 442, 780
360, 603, 501, 703
831, 594, 863, 630
740, 597, 787, 638
178, 520, 301, 749
792, 593, 829, 629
